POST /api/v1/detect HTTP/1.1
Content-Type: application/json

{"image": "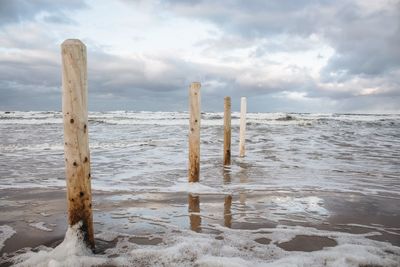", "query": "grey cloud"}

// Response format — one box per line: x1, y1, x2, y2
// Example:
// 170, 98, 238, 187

0, 46, 59, 89
1, 44, 398, 112
250, 36, 322, 58
333, 95, 400, 113
1, 0, 399, 112
0, 37, 315, 111
321, 6, 400, 79
163, 0, 400, 102
163, 0, 400, 74
0, 81, 60, 110
163, 0, 334, 37
0, 0, 86, 26
42, 14, 78, 25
